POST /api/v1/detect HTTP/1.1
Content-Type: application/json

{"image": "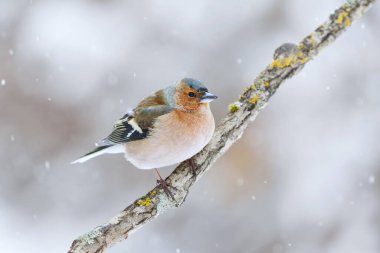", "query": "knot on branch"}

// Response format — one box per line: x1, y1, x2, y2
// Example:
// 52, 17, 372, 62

271, 42, 310, 68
